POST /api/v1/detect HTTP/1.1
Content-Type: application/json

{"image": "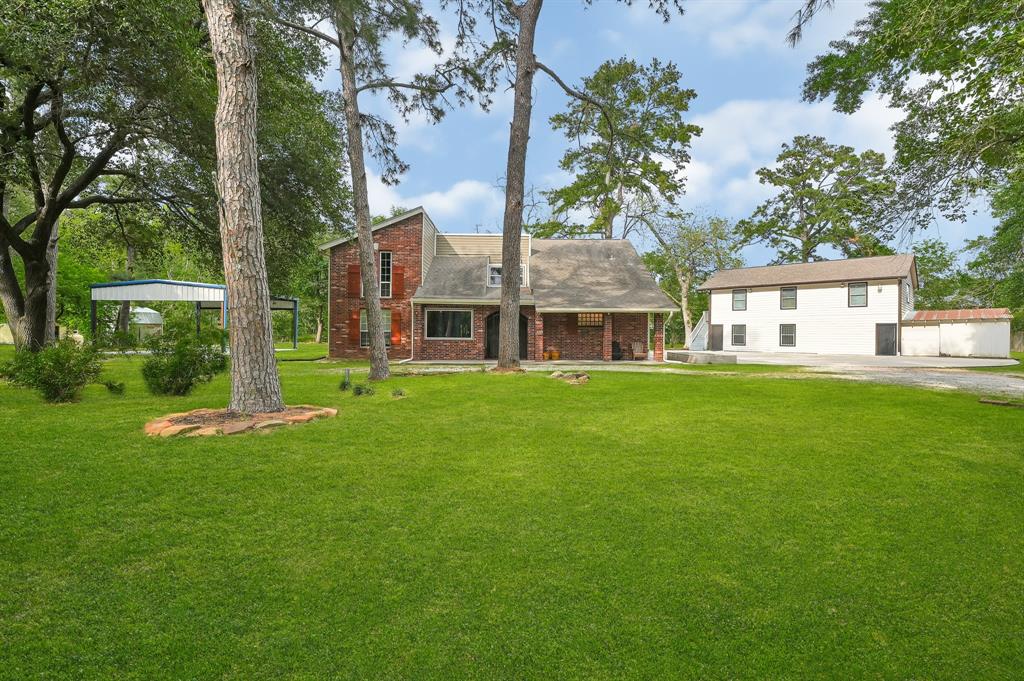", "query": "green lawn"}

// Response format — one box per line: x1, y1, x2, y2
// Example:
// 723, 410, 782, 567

1, 355, 1022, 678
971, 350, 1024, 373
